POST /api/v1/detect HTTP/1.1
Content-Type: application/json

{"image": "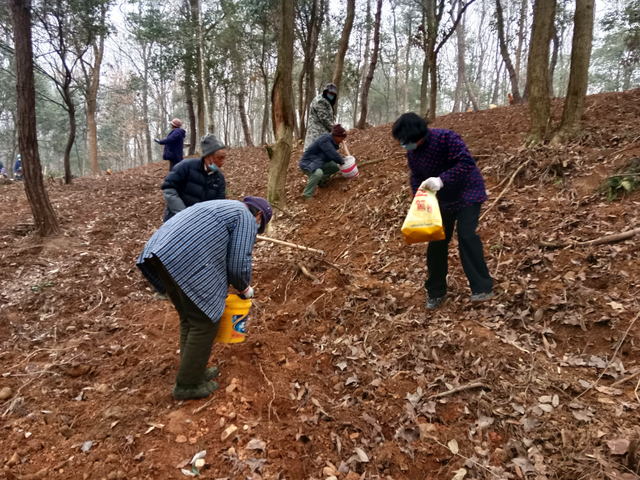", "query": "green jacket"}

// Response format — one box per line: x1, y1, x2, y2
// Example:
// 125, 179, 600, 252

304, 94, 334, 150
